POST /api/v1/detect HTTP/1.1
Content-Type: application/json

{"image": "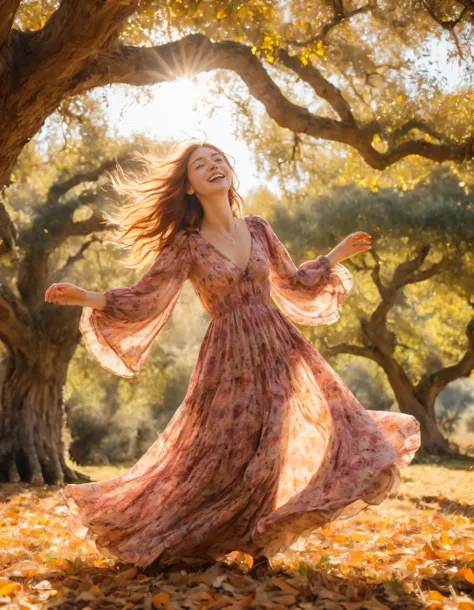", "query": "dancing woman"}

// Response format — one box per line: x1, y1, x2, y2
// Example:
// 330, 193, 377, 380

45, 141, 421, 571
